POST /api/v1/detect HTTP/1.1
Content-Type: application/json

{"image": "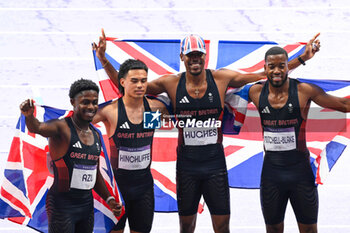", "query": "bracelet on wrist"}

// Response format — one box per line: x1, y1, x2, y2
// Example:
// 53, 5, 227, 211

102, 60, 110, 68
105, 196, 115, 203
297, 56, 306, 66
